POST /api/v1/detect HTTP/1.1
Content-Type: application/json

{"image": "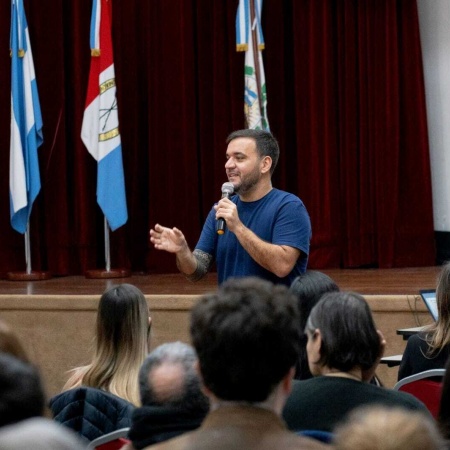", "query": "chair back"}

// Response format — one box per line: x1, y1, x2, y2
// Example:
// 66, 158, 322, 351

87, 428, 130, 450
297, 429, 334, 443
393, 369, 445, 418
